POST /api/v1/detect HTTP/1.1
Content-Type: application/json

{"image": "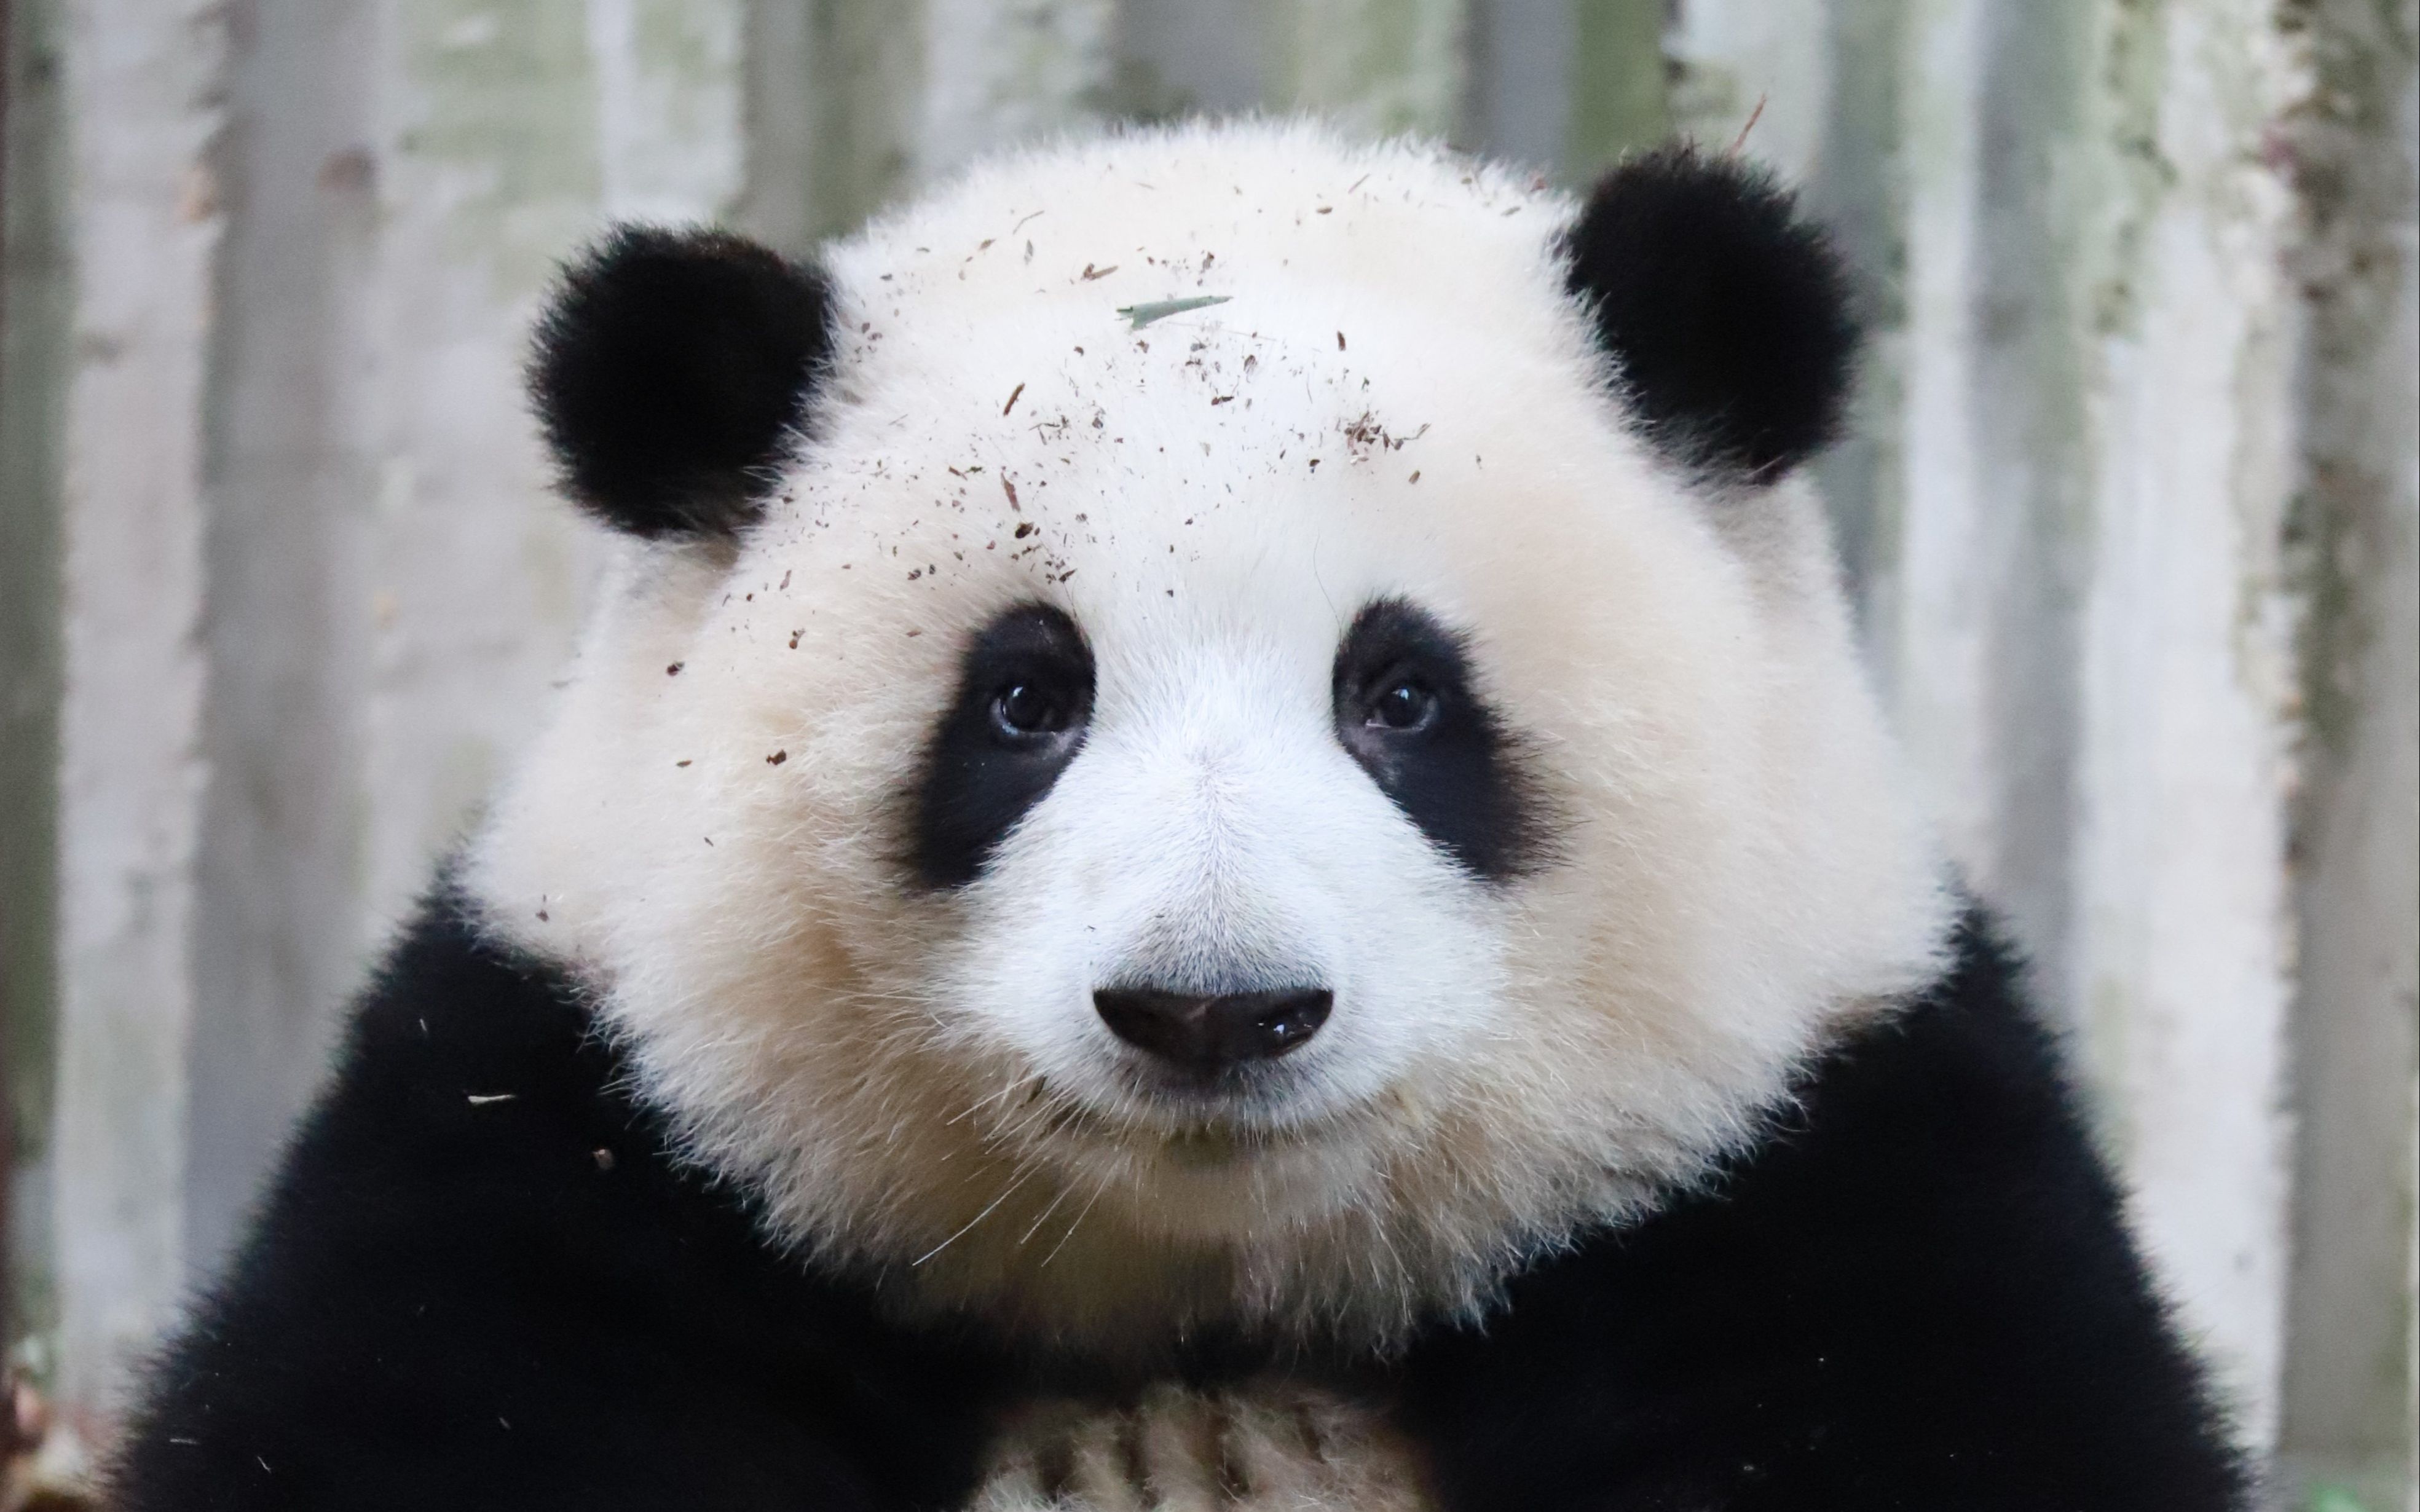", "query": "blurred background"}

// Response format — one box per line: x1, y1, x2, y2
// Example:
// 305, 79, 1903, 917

0, 0, 2412, 1504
